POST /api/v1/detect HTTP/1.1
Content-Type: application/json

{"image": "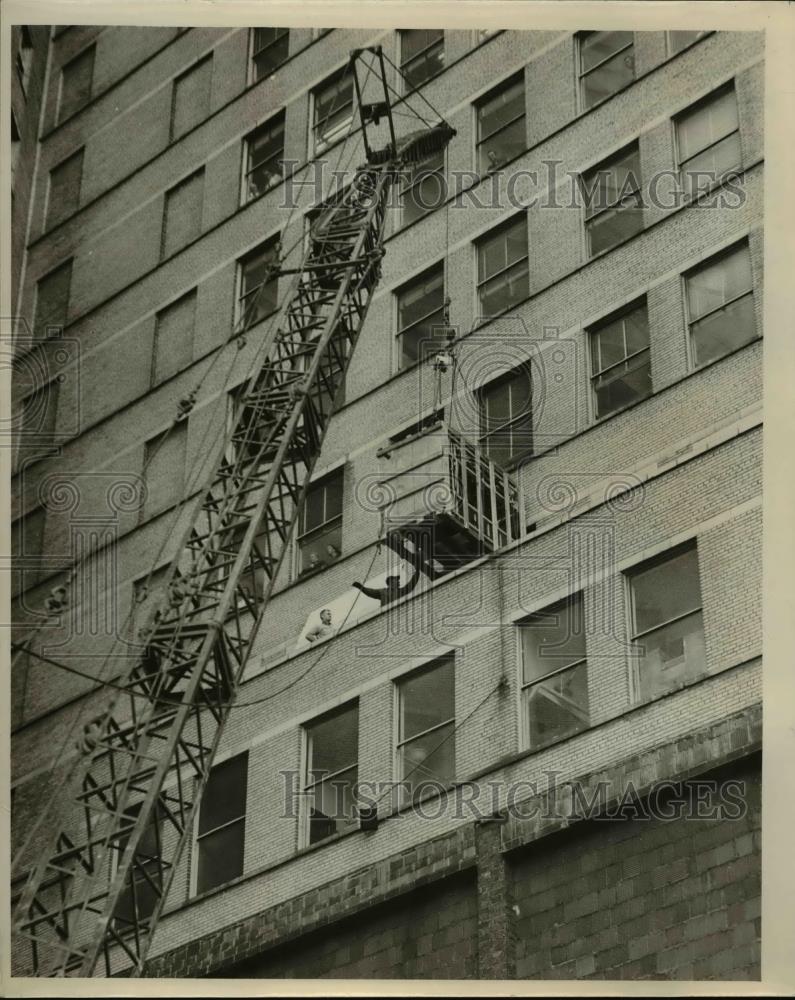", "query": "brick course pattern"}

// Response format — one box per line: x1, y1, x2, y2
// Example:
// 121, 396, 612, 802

511, 754, 761, 981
